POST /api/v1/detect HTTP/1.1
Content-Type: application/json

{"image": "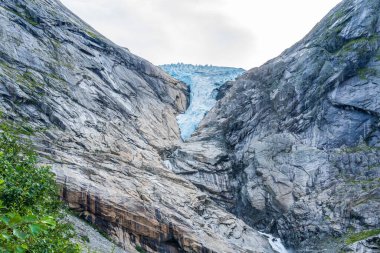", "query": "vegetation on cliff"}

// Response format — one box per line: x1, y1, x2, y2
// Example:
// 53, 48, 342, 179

0, 119, 80, 253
